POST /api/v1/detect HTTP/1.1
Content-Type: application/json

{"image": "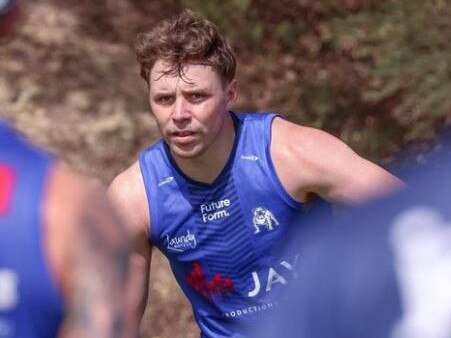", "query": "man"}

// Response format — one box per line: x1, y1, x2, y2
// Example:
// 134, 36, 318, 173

0, 2, 138, 337
108, 10, 403, 337
258, 139, 451, 338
